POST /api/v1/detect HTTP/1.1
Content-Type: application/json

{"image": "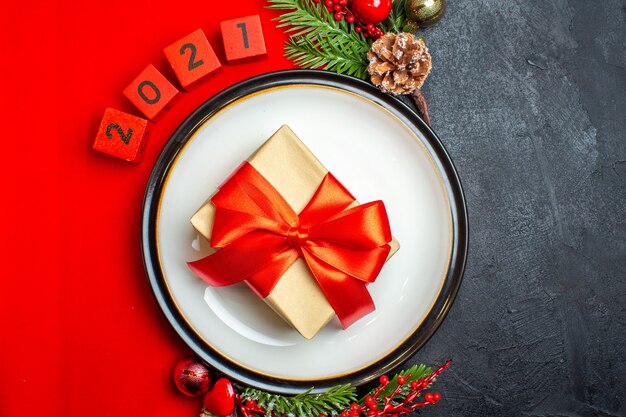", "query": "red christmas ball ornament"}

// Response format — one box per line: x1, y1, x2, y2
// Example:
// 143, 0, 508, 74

173, 357, 211, 397
203, 378, 236, 417
351, 0, 392, 24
